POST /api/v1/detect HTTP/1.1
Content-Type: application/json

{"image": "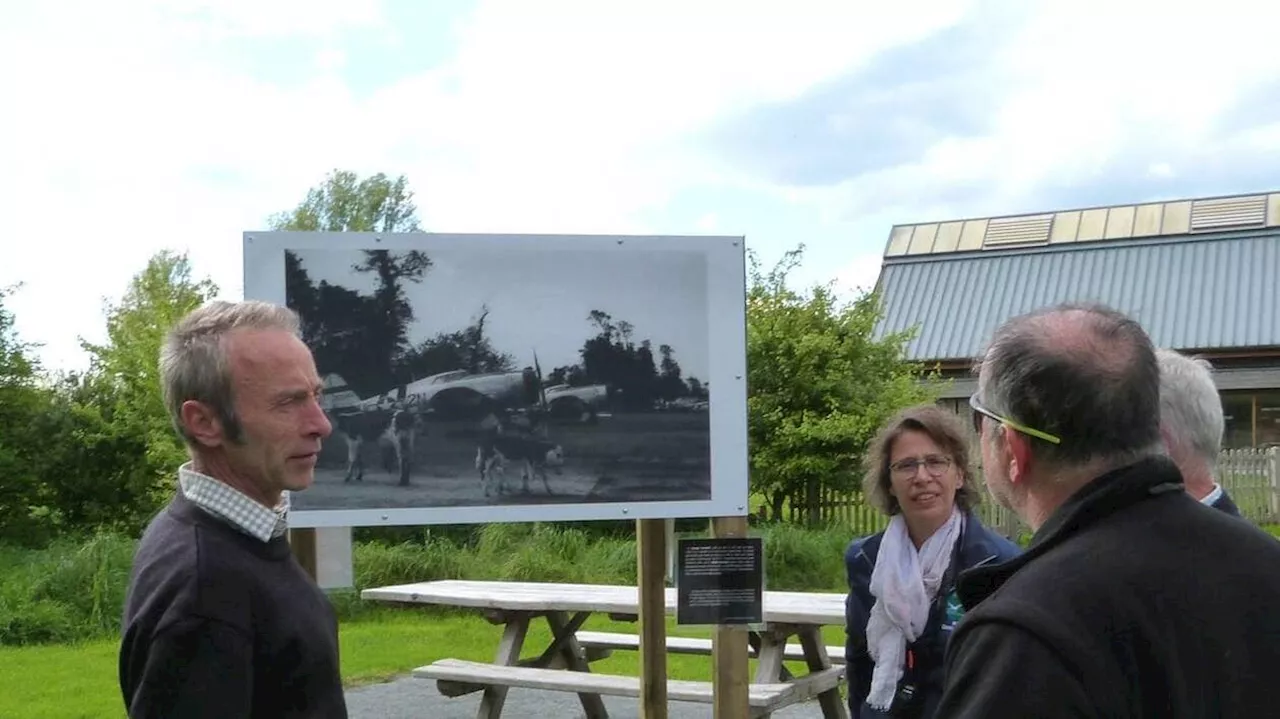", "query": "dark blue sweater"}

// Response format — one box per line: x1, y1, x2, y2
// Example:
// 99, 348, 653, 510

843, 511, 1021, 718
118, 492, 348, 719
